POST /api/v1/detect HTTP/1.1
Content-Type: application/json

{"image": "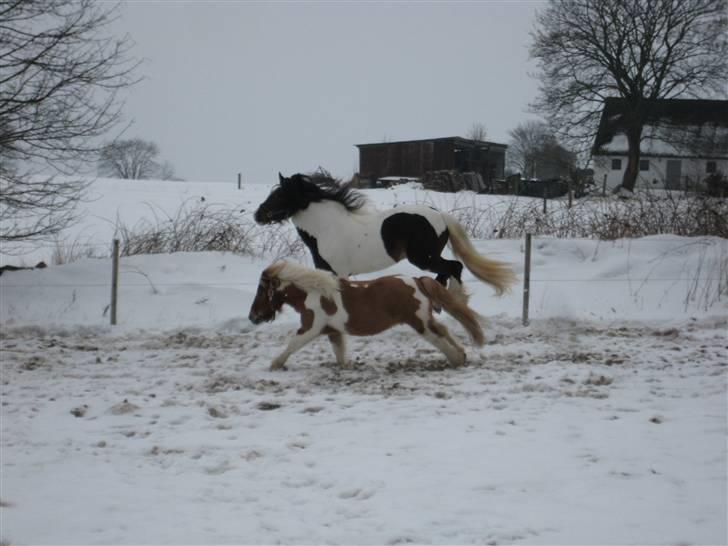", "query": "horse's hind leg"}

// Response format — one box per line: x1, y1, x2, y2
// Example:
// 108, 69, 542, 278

420, 318, 466, 367
407, 250, 465, 309
406, 231, 463, 288
447, 276, 469, 305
